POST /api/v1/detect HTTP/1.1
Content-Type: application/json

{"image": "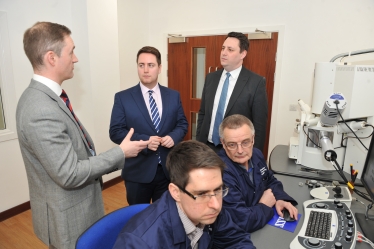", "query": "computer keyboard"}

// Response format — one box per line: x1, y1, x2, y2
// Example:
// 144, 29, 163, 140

290, 199, 356, 249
